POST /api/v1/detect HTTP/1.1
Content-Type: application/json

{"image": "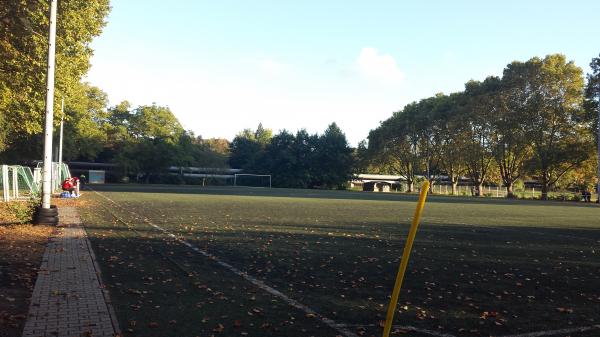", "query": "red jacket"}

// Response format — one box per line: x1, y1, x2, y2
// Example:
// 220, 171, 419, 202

62, 179, 74, 190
